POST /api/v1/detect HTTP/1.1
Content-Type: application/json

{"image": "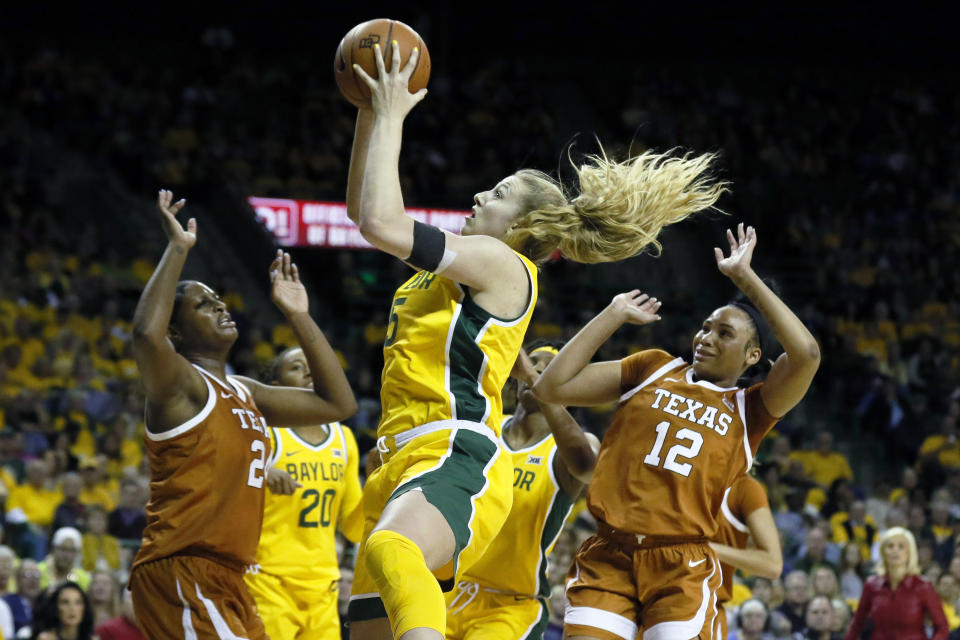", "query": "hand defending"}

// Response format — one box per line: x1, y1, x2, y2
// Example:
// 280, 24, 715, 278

156, 189, 195, 249
714, 223, 757, 280
270, 250, 309, 316
608, 290, 662, 326
511, 348, 539, 386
